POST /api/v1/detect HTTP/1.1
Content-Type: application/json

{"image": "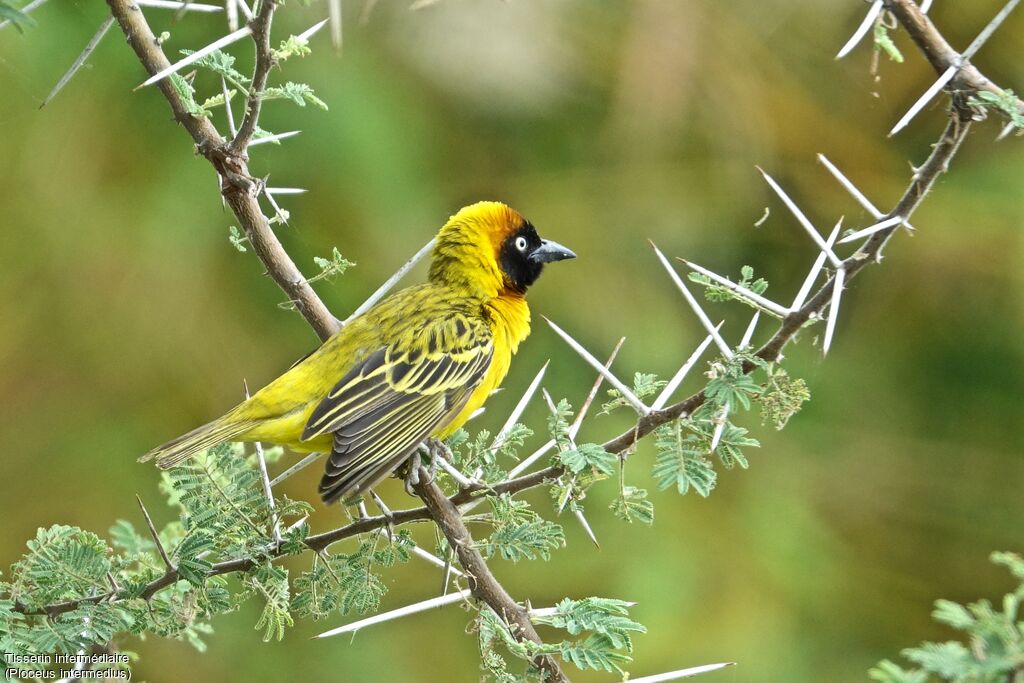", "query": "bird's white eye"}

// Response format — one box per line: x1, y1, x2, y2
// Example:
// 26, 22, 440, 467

515, 236, 529, 251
